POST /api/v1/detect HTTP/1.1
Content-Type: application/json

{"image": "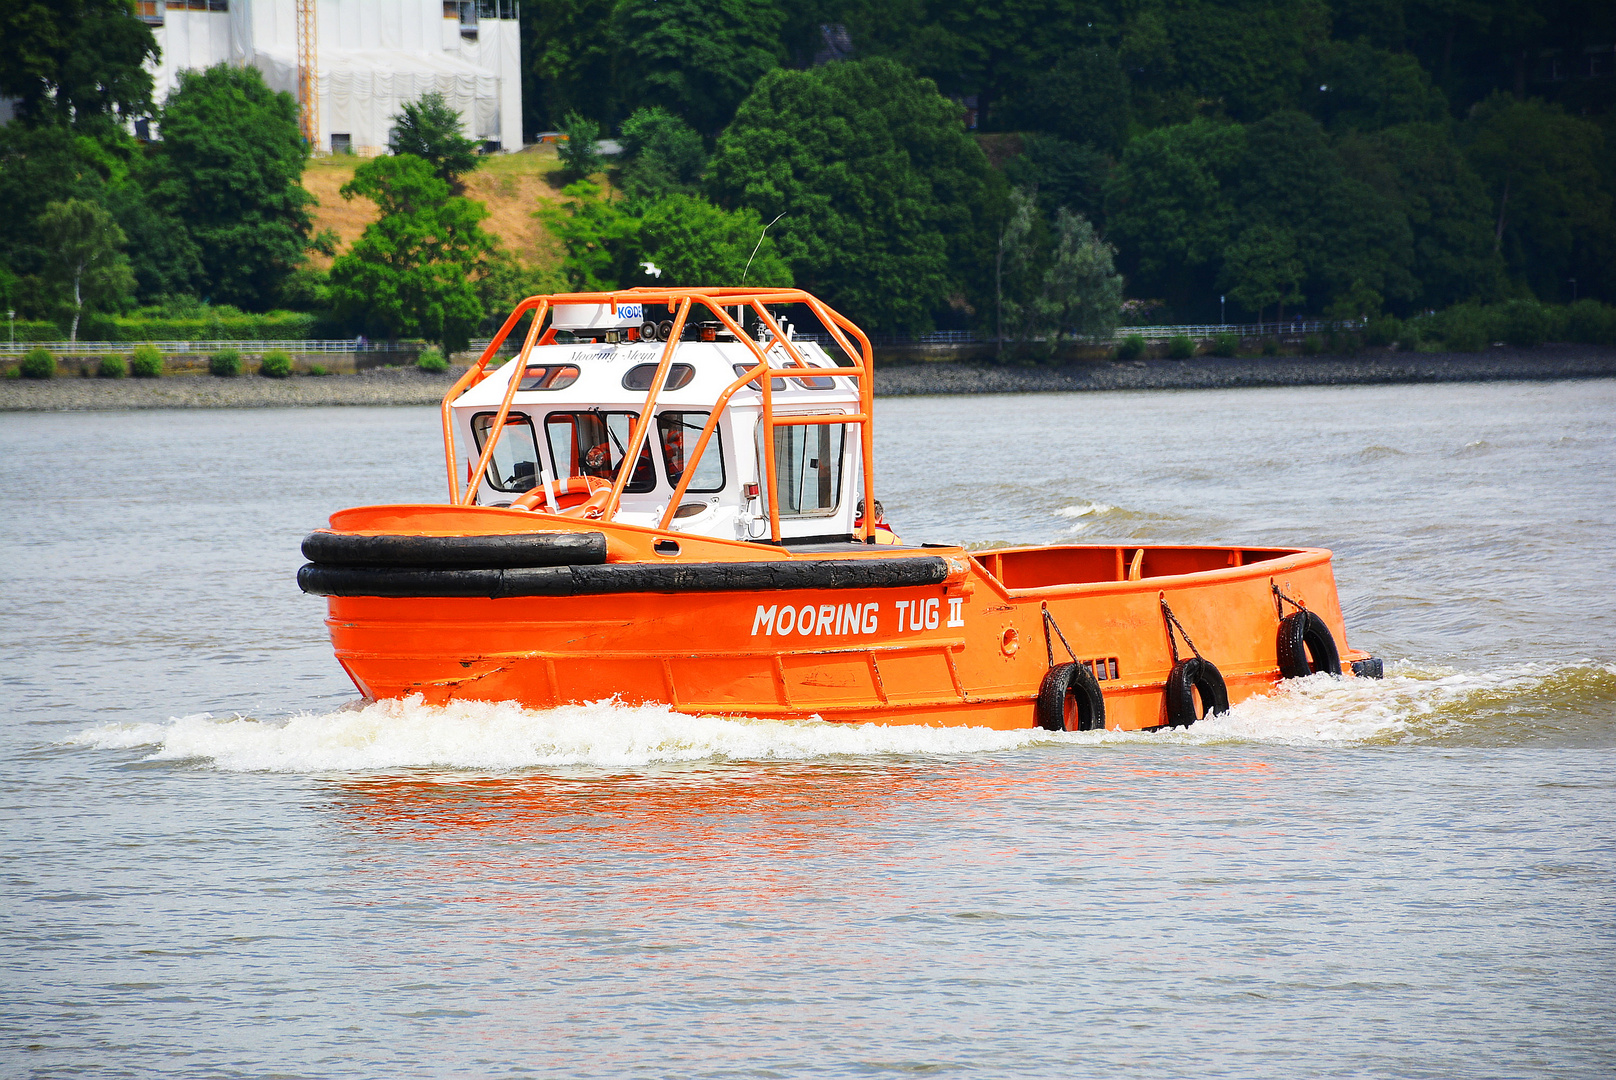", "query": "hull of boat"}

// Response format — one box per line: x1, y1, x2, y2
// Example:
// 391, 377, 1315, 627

310, 515, 1363, 731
